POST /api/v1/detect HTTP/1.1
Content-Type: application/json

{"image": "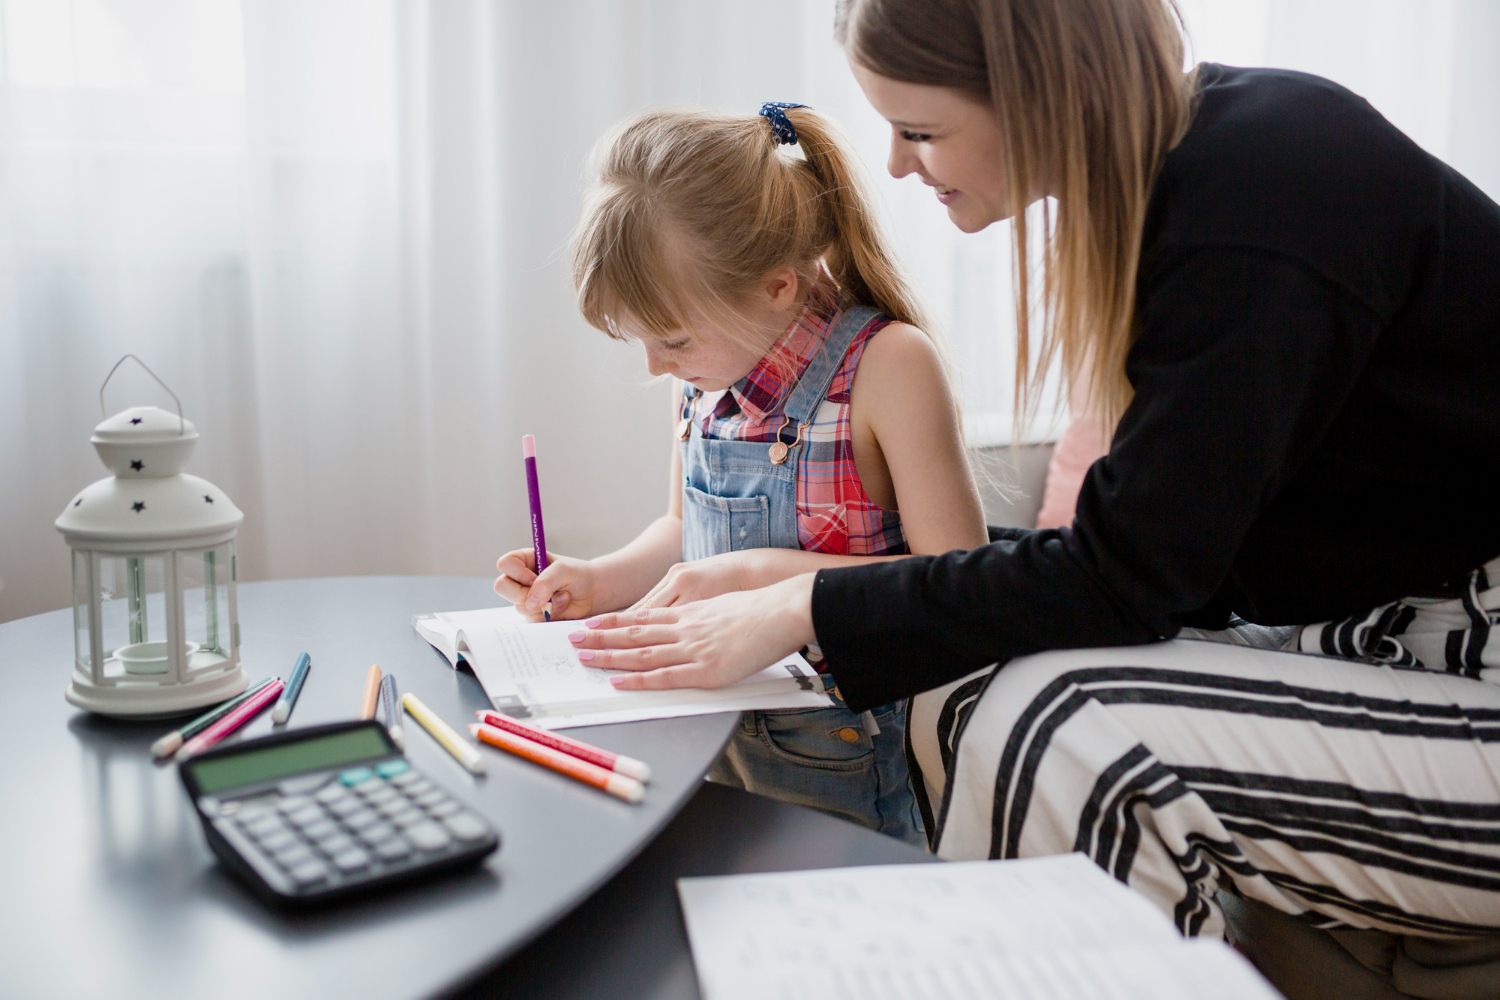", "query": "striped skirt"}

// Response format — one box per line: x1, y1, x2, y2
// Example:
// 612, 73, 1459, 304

909, 558, 1500, 963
